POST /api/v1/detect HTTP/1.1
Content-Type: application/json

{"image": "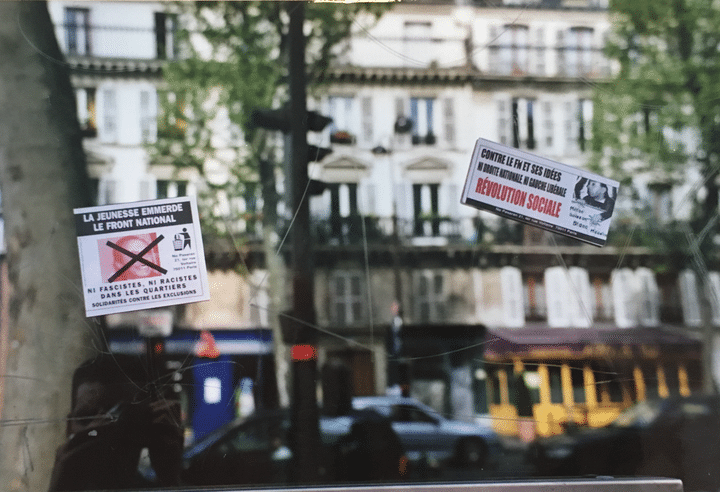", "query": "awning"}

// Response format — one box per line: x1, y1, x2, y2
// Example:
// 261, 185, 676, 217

485, 324, 702, 360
